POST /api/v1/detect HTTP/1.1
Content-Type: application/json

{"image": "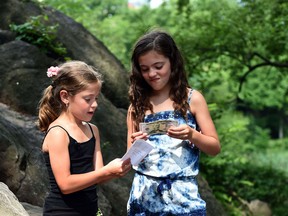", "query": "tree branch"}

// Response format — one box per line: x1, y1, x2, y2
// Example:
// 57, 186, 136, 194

238, 53, 288, 94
